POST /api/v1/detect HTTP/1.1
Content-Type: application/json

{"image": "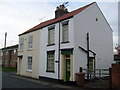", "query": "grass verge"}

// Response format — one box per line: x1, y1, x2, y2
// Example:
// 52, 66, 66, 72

2, 67, 16, 71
